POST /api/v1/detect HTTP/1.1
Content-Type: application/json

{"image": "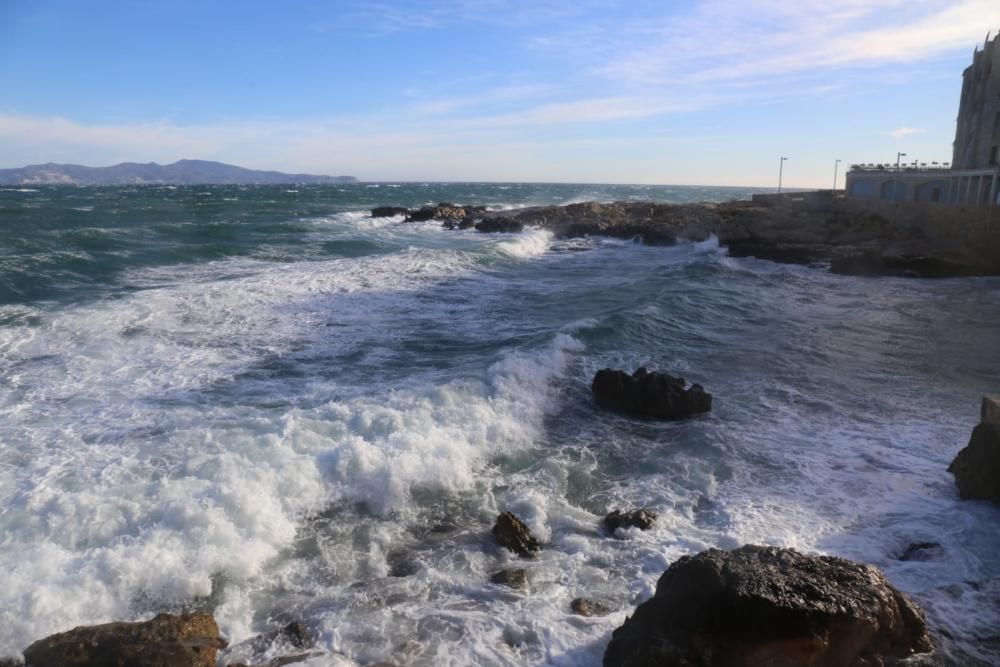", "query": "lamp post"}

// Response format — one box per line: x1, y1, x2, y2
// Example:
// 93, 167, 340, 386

777, 156, 788, 194
833, 159, 841, 192
894, 152, 906, 202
